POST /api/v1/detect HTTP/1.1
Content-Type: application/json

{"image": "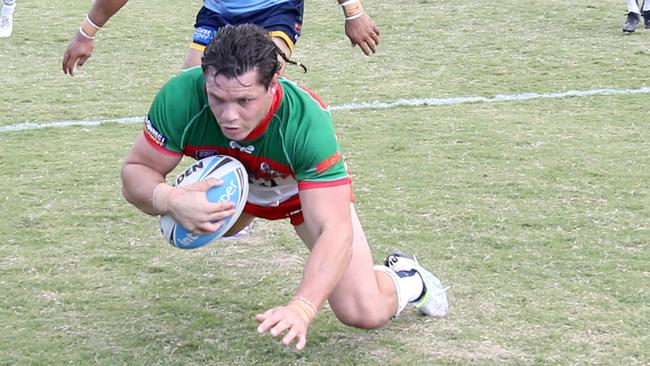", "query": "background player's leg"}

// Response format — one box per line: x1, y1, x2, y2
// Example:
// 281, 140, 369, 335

623, 0, 641, 32
182, 48, 204, 70
0, 0, 16, 38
